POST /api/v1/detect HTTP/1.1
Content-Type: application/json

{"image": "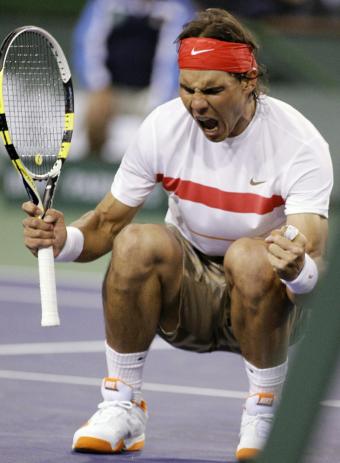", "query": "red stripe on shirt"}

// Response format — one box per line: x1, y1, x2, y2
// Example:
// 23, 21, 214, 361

156, 174, 284, 215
